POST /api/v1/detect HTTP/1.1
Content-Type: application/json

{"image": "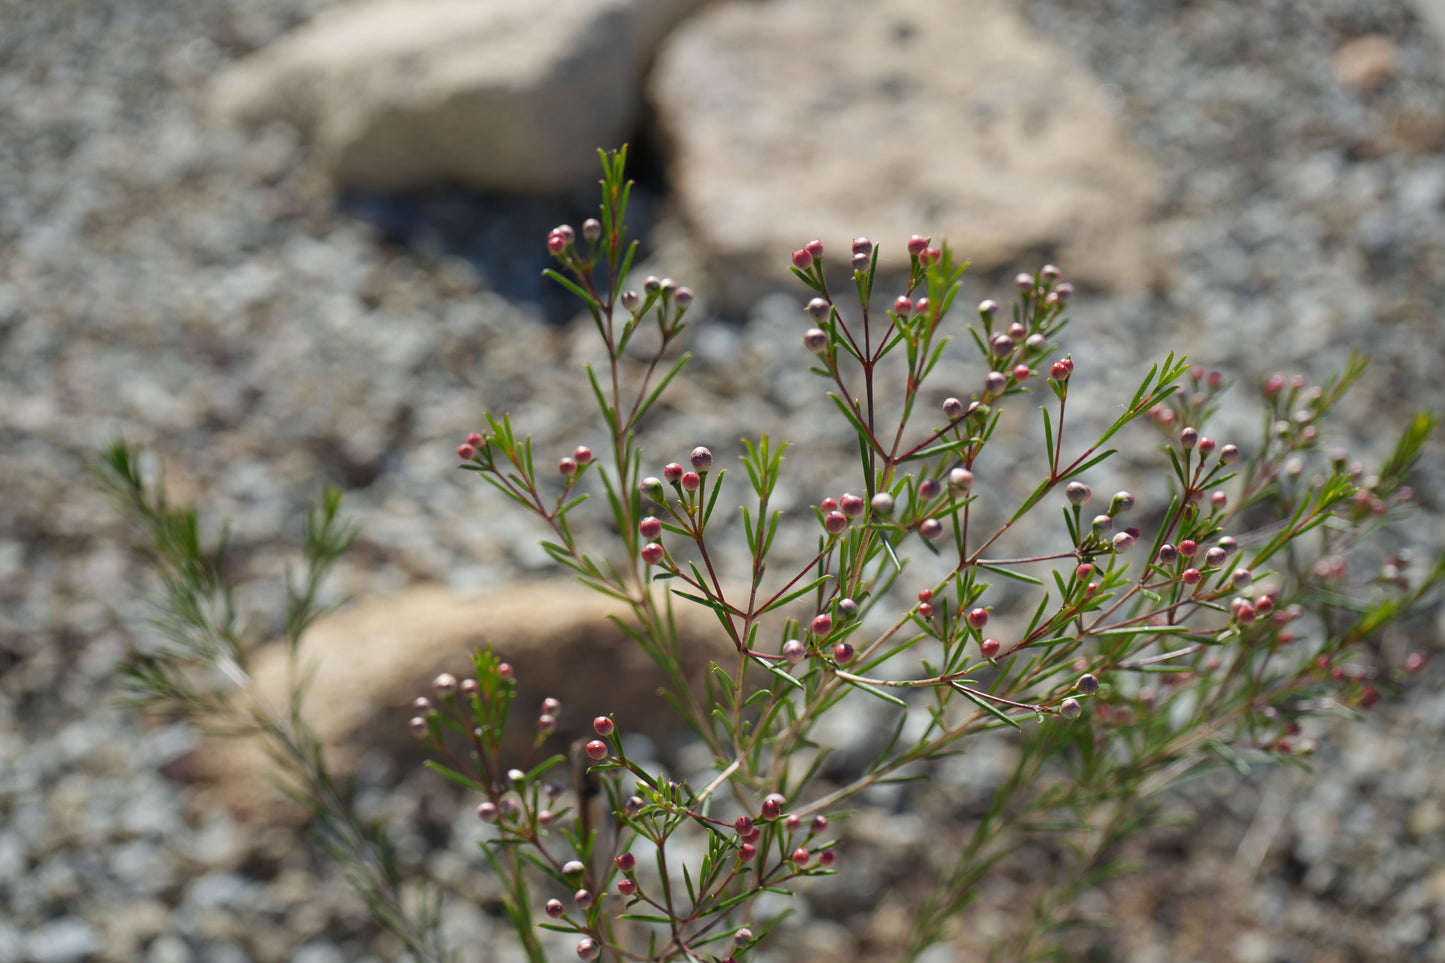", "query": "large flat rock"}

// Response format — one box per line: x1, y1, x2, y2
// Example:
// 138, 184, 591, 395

650, 0, 1162, 294
208, 0, 700, 193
